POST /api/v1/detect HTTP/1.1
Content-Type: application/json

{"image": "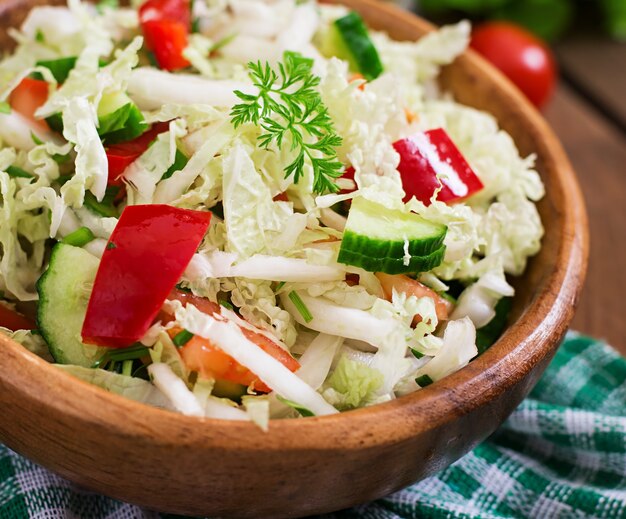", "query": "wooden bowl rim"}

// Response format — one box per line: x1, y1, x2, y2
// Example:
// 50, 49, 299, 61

0, 0, 588, 452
